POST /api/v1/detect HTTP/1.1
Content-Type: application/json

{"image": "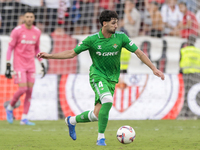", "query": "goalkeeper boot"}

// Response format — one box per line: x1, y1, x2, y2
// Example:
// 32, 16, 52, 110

65, 116, 76, 140
6, 109, 13, 124
20, 119, 35, 126
96, 138, 106, 146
